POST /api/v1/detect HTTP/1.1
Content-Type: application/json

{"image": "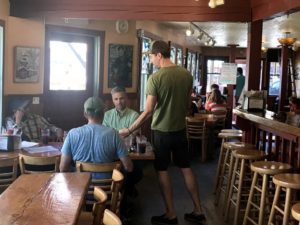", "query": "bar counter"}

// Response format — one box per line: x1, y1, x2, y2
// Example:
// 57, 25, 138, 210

233, 109, 300, 170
